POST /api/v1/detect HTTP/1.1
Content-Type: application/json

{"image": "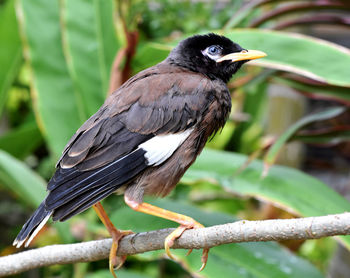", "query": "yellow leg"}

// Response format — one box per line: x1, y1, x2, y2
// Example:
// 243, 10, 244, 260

93, 202, 133, 278
125, 198, 209, 271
